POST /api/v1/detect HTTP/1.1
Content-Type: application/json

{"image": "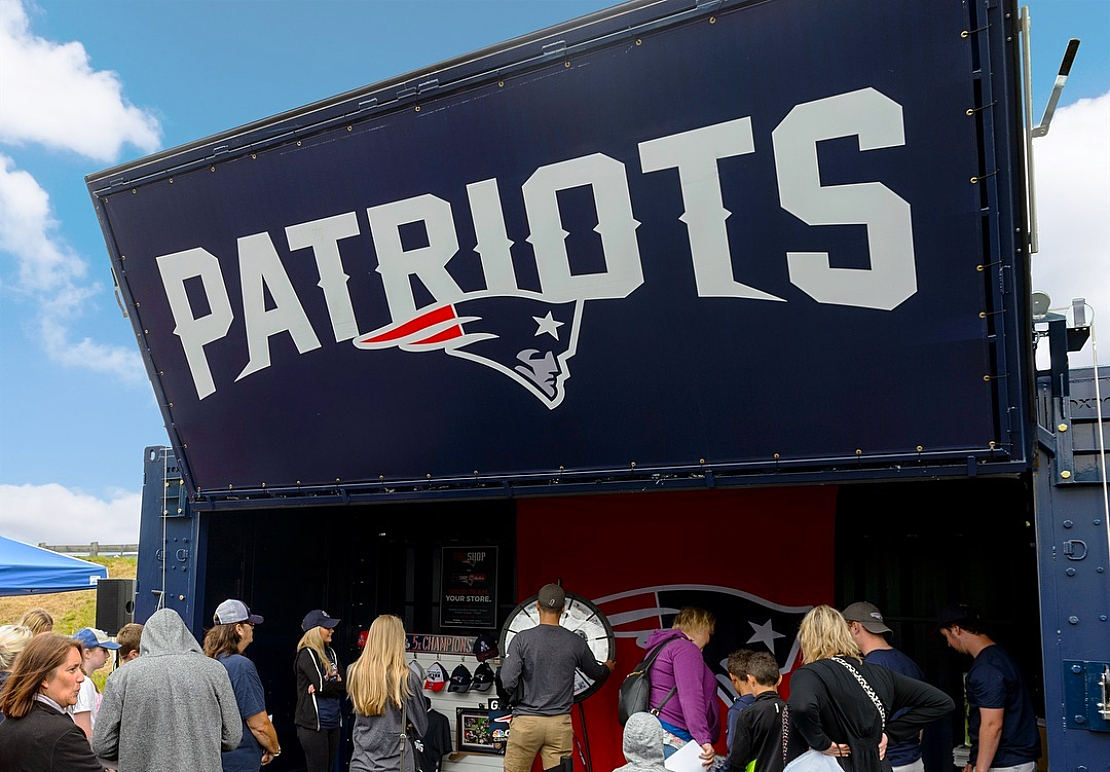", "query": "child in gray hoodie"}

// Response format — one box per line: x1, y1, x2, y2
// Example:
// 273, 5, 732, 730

614, 712, 671, 772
